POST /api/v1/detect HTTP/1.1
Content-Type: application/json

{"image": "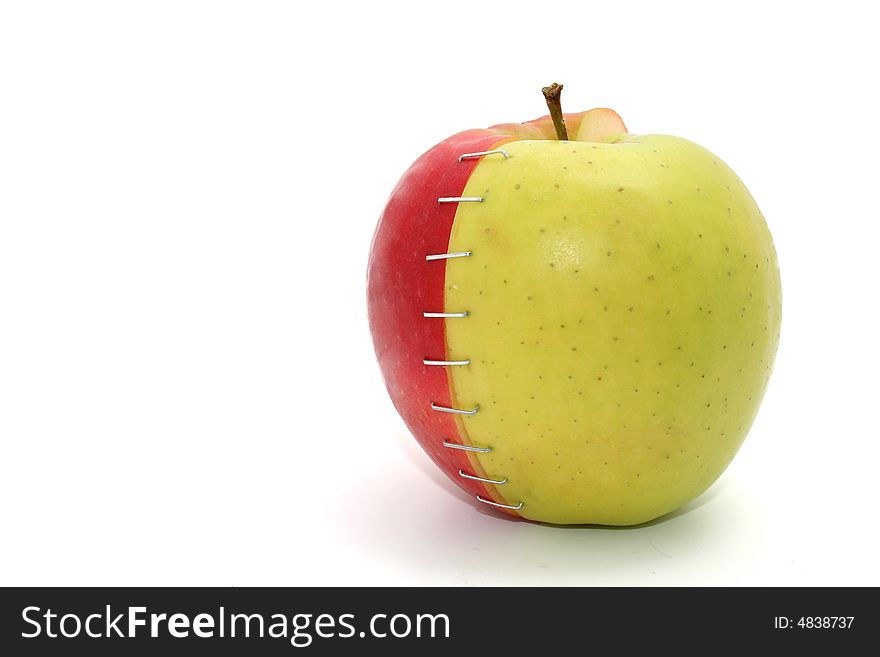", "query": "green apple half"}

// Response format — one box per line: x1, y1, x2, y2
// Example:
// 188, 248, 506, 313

367, 99, 781, 525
